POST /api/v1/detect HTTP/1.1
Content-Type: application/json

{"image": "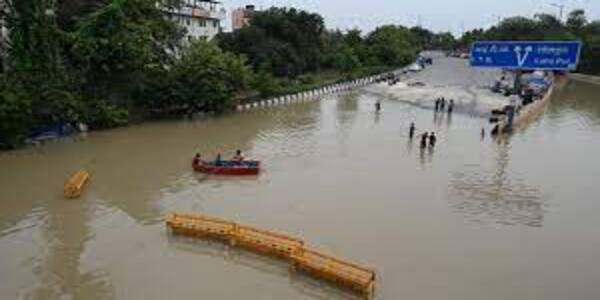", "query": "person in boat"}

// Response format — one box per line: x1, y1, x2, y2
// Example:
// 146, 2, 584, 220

193, 153, 204, 166
429, 132, 437, 148
409, 122, 416, 139
420, 132, 429, 149
233, 150, 244, 163
215, 153, 223, 166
